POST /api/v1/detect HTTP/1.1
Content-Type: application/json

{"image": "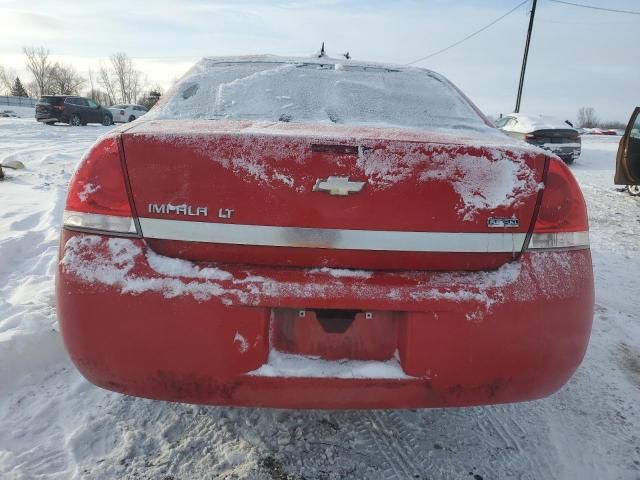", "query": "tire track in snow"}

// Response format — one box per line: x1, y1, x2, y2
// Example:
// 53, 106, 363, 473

357, 411, 425, 480
473, 406, 556, 480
